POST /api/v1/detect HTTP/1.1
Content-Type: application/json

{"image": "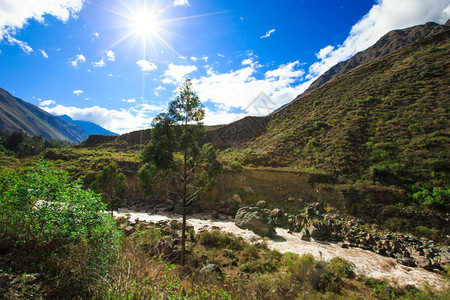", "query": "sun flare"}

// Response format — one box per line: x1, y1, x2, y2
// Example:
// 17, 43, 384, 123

131, 10, 160, 37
